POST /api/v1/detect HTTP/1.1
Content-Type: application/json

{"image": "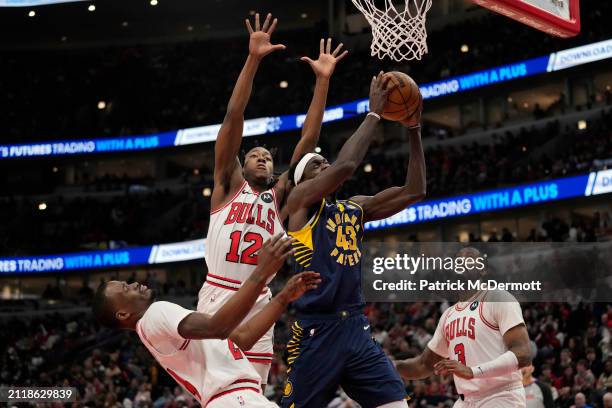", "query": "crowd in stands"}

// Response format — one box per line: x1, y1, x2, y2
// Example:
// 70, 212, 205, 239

0, 0, 609, 143
1, 265, 611, 407
1, 105, 611, 255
